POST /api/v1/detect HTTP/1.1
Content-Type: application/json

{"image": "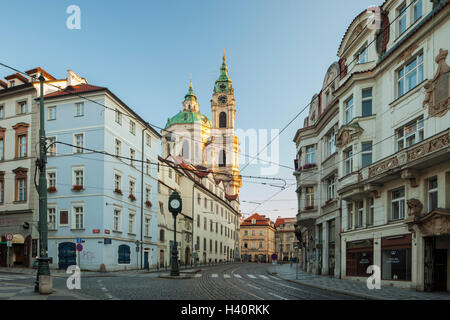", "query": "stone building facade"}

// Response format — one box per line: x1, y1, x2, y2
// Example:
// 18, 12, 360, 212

240, 213, 275, 263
